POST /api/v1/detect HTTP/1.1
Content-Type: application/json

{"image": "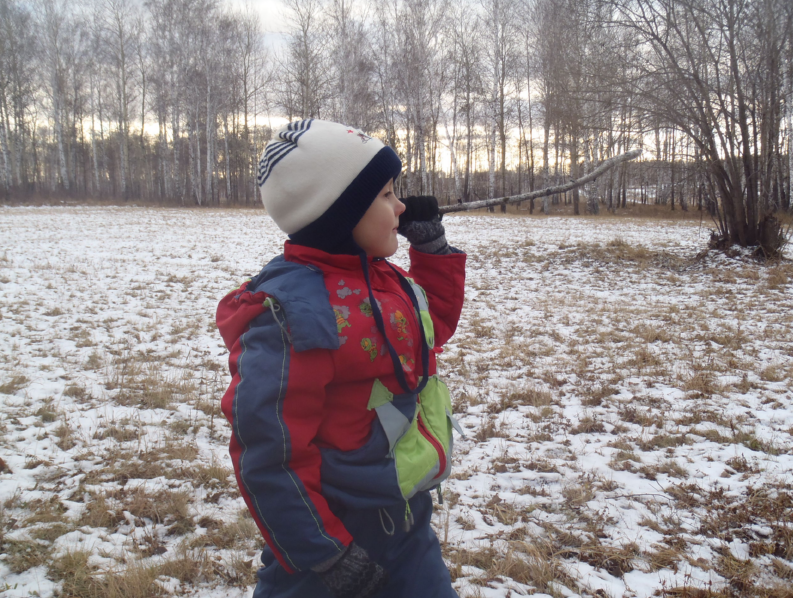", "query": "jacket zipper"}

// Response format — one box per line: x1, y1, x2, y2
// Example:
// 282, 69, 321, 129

417, 409, 446, 479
